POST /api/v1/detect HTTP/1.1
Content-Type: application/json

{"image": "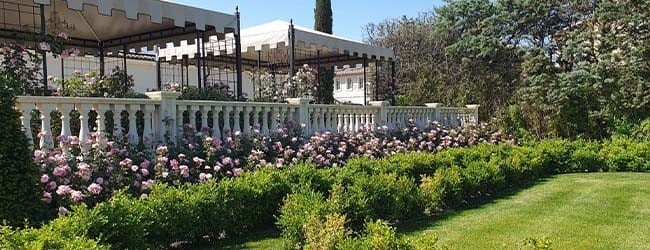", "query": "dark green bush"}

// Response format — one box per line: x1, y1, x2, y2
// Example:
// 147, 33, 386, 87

4, 139, 649, 248
0, 74, 46, 226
